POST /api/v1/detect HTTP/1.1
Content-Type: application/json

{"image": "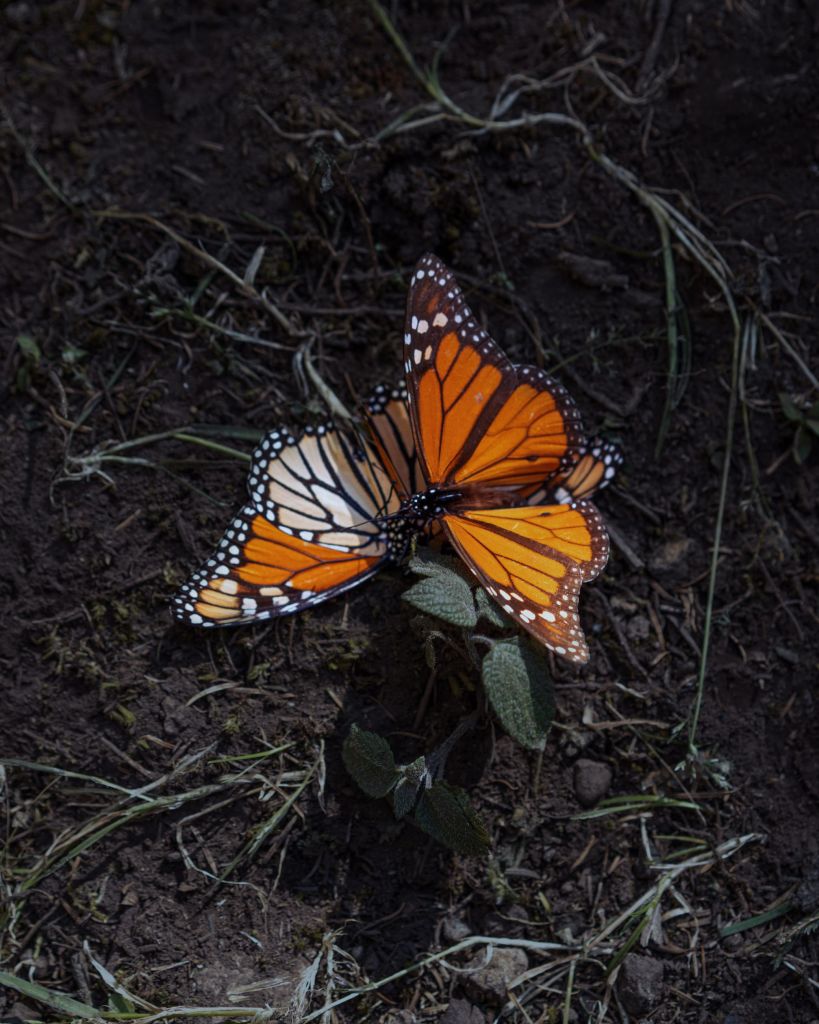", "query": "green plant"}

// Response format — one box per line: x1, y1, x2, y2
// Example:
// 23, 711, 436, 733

342, 723, 489, 856
342, 549, 557, 853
